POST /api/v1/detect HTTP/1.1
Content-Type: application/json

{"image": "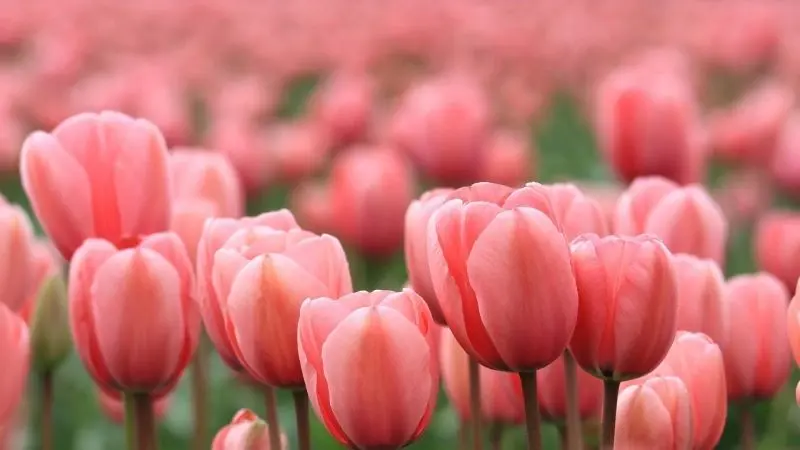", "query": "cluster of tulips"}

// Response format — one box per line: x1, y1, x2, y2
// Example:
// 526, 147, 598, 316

0, 106, 798, 450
